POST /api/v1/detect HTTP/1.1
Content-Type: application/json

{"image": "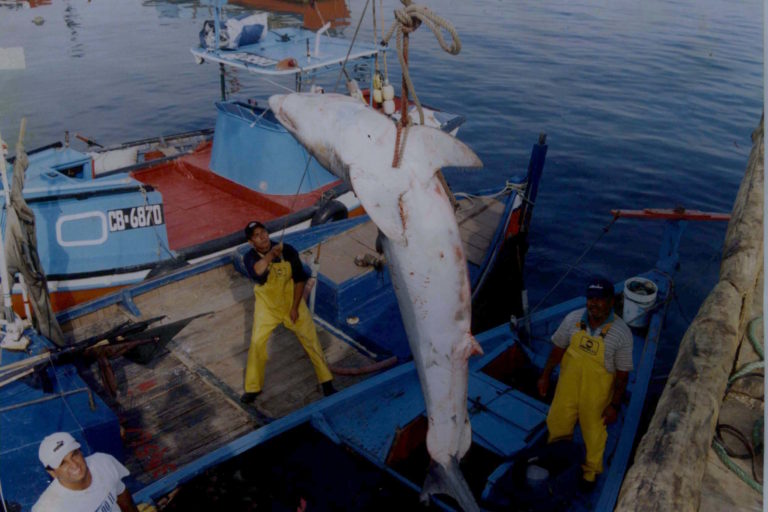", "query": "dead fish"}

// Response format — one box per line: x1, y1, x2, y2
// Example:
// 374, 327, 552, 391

270, 92, 484, 511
